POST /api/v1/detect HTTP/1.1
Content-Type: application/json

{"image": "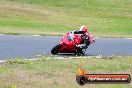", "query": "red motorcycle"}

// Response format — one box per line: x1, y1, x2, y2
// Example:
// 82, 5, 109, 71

51, 32, 95, 55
